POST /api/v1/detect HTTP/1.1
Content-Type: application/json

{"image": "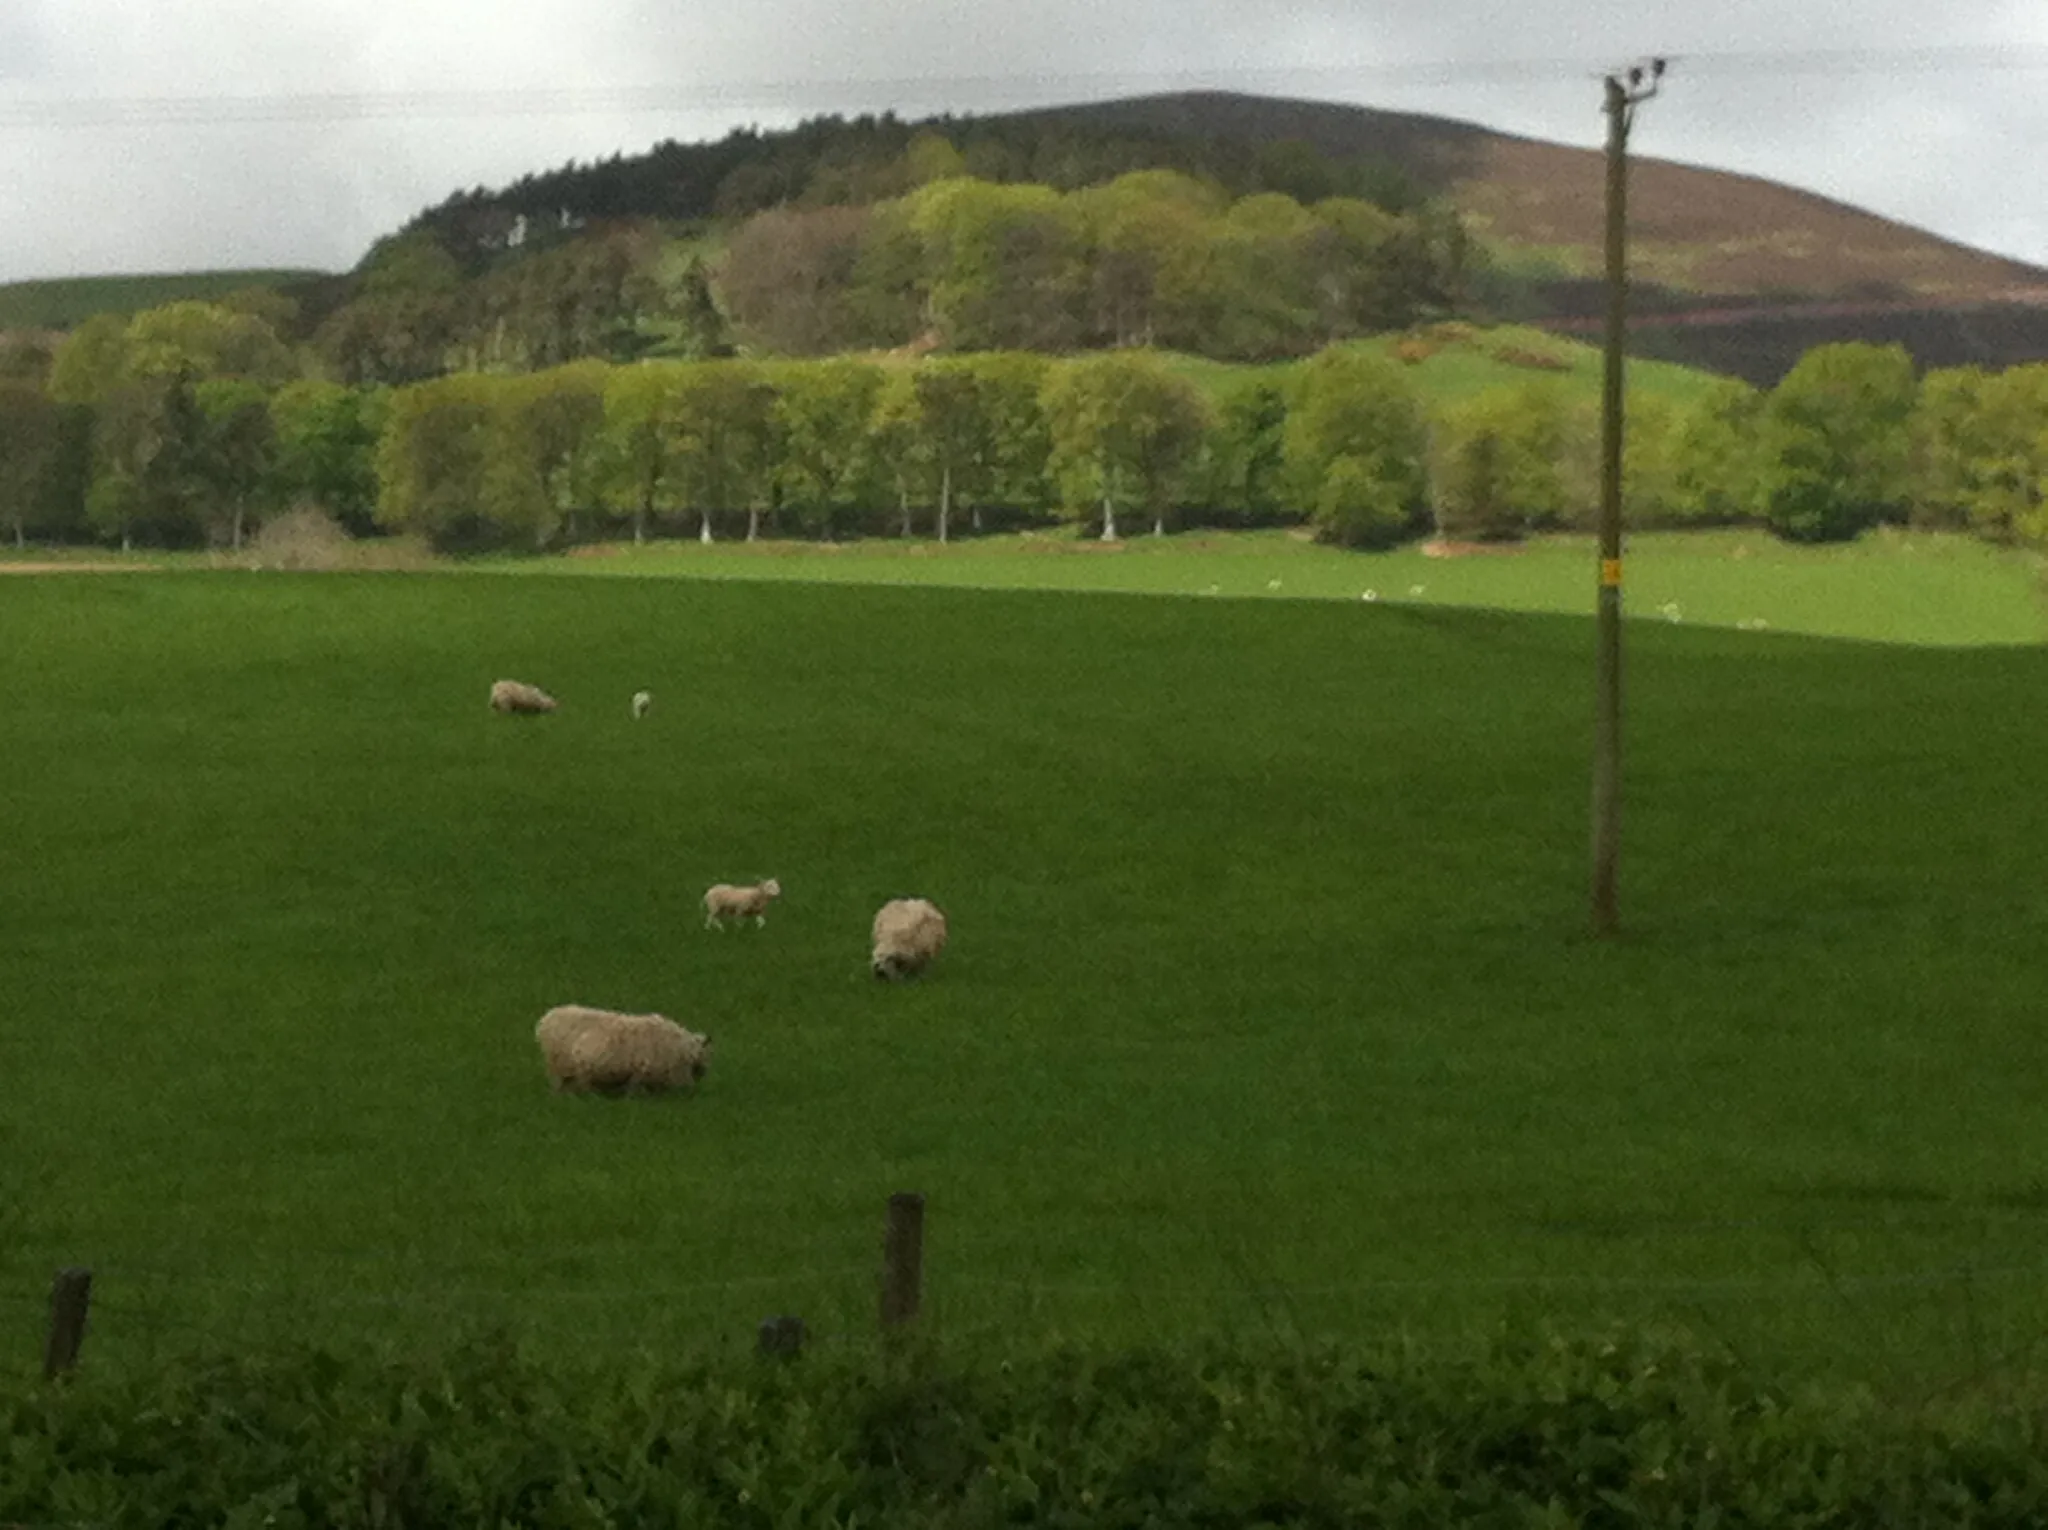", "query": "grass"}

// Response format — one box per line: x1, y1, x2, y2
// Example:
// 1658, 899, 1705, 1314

499, 527, 2048, 648
0, 270, 330, 330
3, 567, 2048, 1391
